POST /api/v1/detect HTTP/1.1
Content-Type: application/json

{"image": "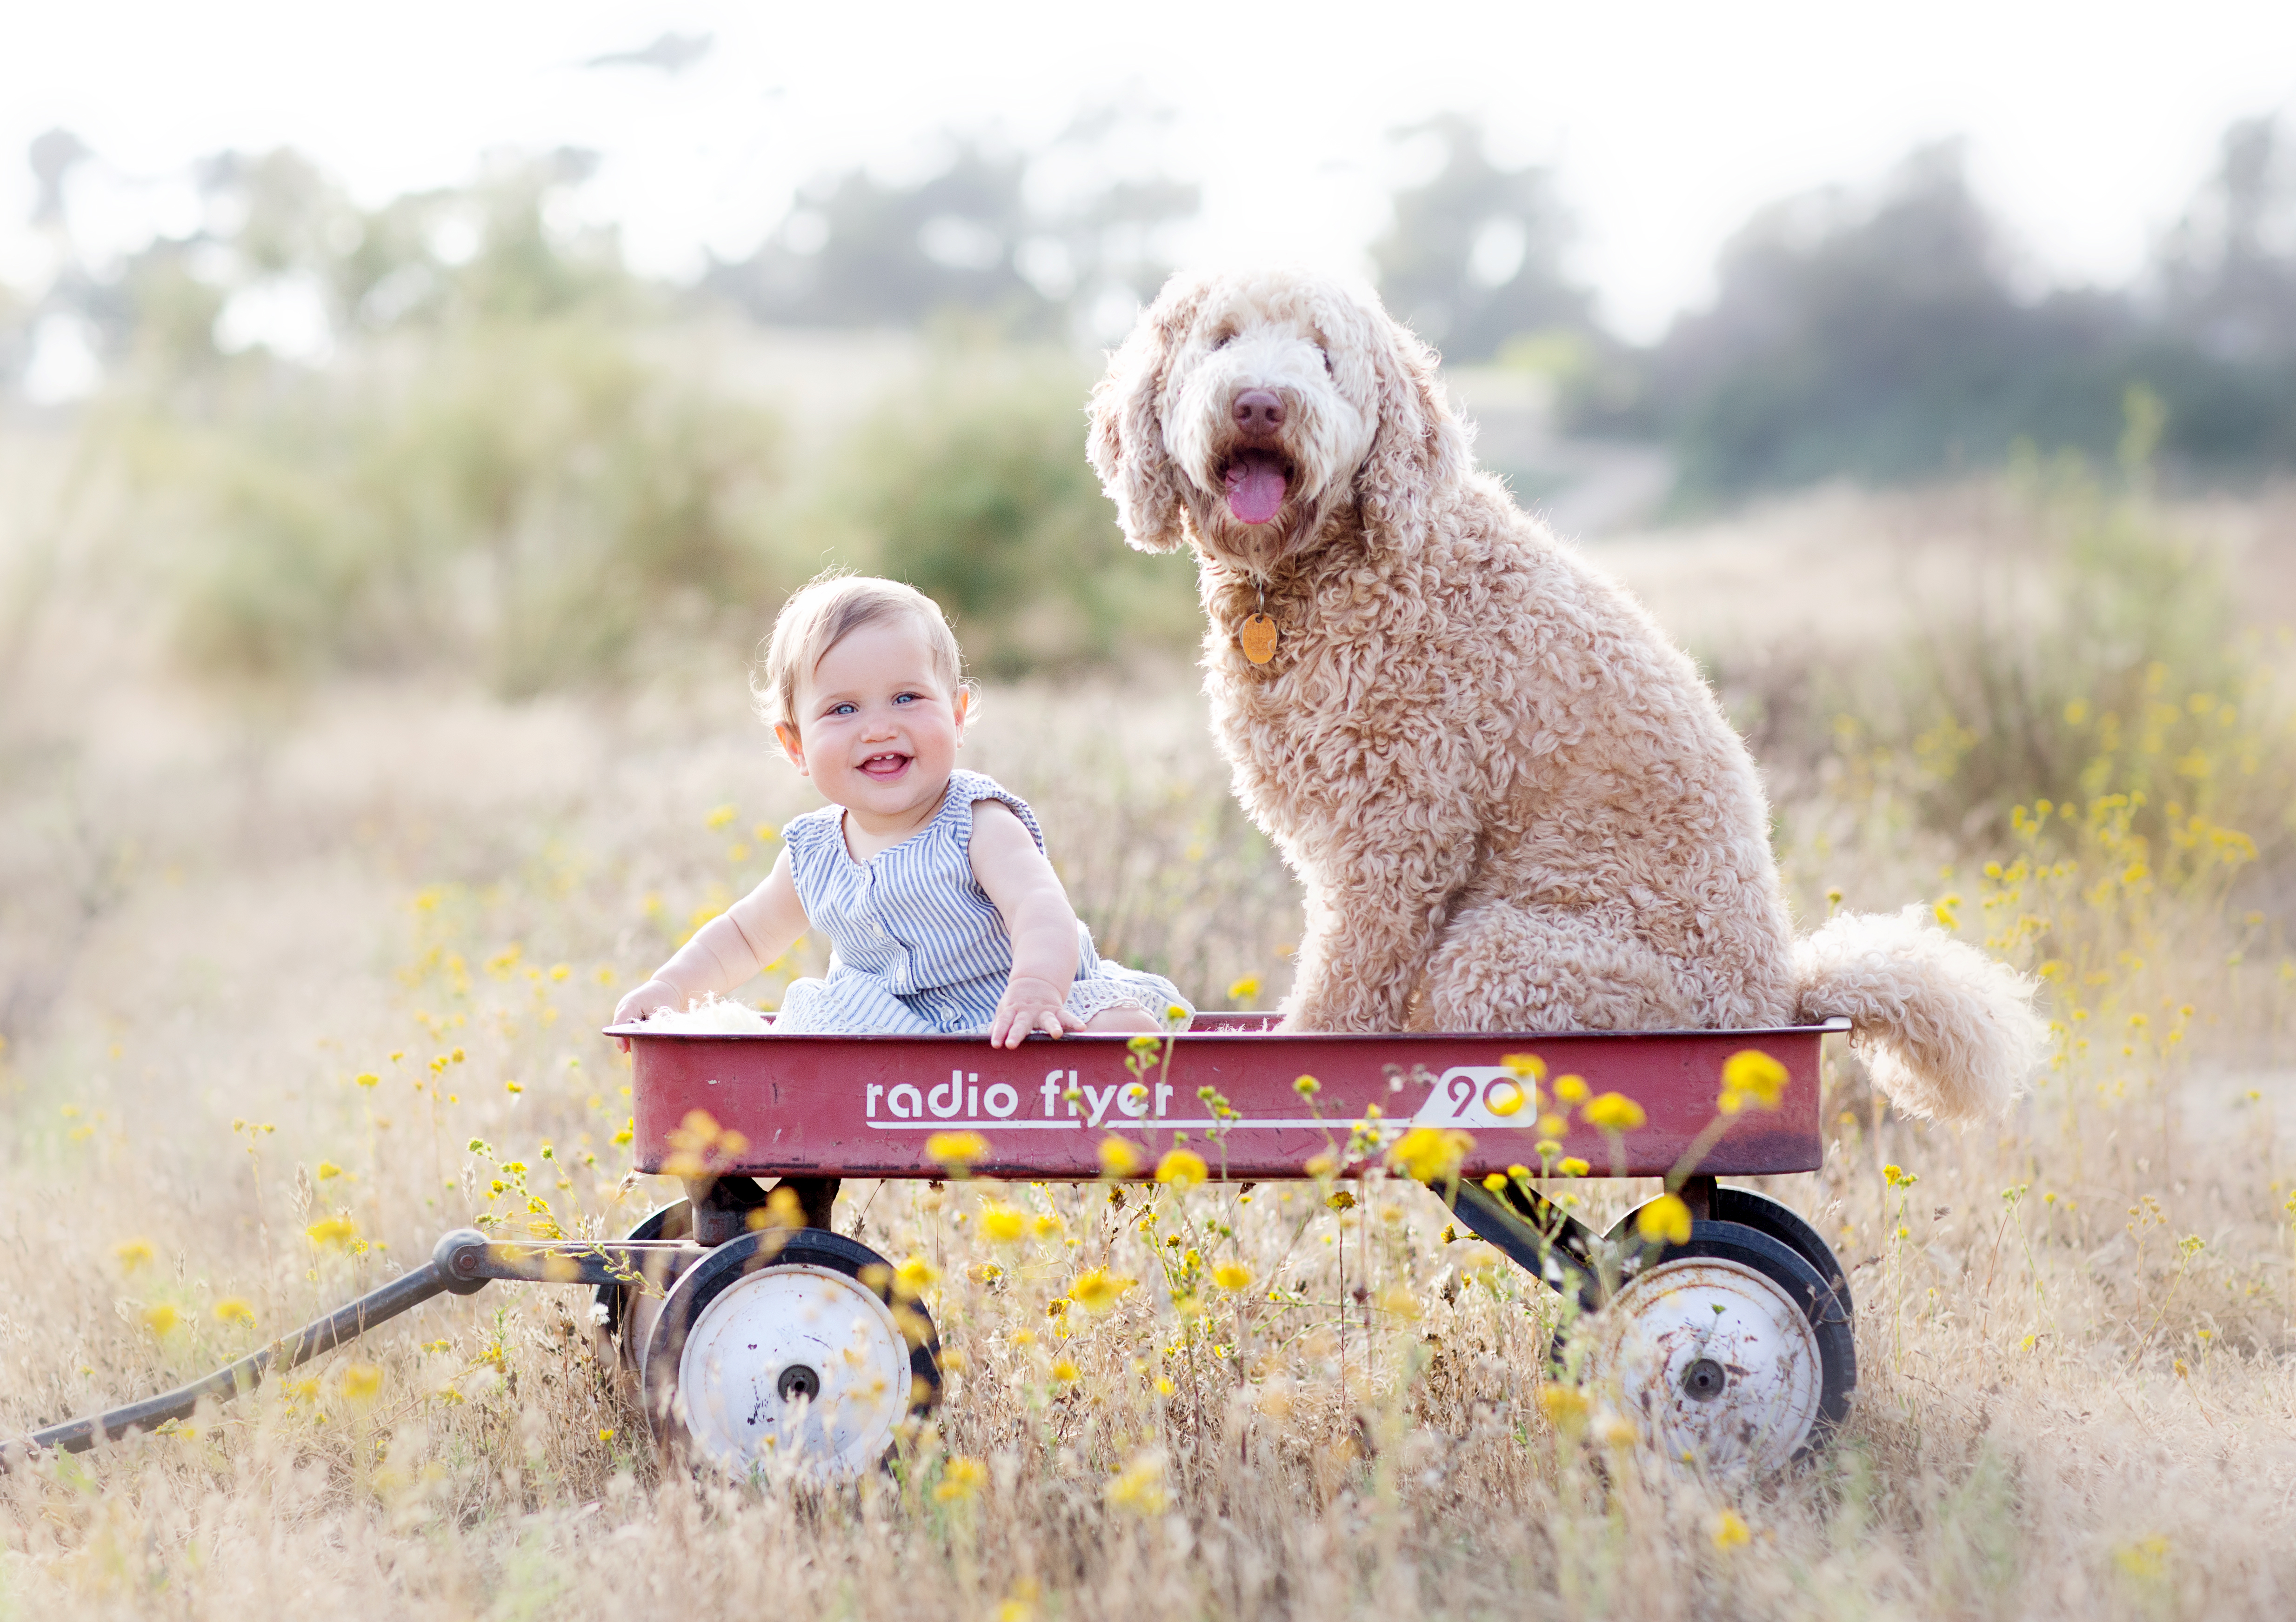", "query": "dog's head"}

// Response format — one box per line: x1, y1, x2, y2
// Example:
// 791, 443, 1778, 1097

1087, 268, 1468, 571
